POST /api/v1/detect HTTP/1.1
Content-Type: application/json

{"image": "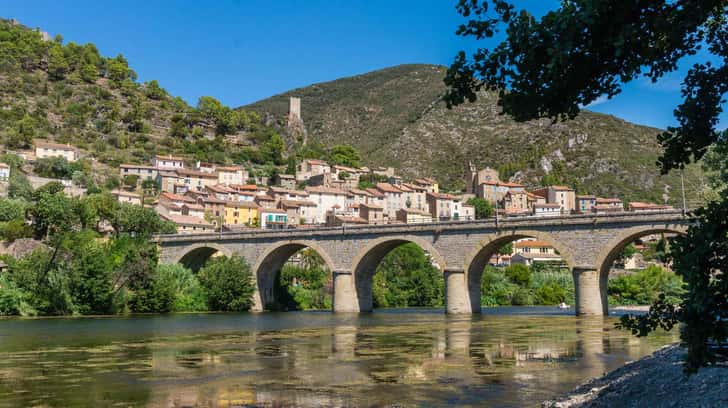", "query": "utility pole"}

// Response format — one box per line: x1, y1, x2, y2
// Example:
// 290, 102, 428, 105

680, 168, 687, 216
